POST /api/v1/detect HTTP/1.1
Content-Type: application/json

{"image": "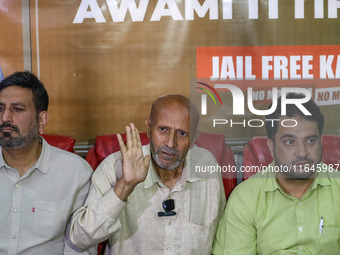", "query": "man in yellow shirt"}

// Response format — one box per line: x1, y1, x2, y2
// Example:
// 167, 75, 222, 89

213, 93, 340, 255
